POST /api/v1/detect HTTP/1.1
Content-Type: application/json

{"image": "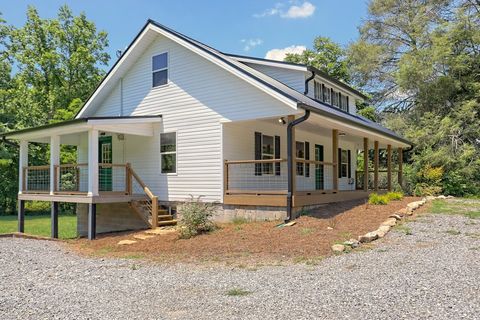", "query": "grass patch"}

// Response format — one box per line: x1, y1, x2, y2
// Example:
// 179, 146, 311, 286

300, 227, 314, 235
394, 224, 412, 235
430, 199, 480, 219
445, 229, 461, 236
232, 217, 249, 225
0, 214, 77, 239
226, 288, 252, 296
293, 255, 324, 265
